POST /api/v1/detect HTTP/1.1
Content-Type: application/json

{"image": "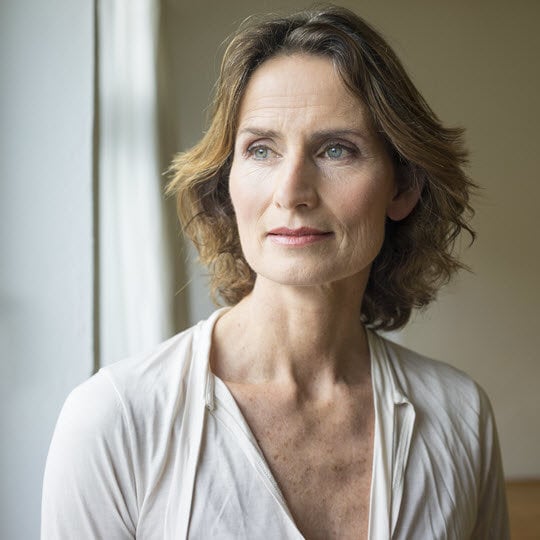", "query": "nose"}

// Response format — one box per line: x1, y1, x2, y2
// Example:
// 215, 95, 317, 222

272, 155, 319, 210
